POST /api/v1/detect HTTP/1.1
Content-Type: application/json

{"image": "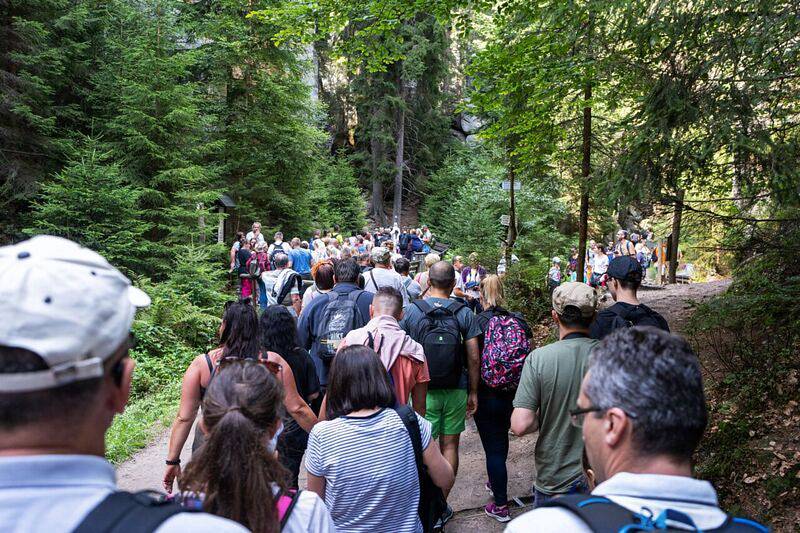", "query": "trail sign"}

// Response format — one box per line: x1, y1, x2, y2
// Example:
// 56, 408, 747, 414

500, 215, 510, 226
501, 180, 521, 191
